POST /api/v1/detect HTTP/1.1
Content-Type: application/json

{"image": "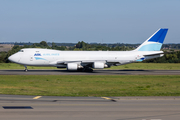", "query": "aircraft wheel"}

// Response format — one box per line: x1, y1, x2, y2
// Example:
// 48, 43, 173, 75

84, 68, 93, 72
24, 66, 28, 72
77, 68, 84, 72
